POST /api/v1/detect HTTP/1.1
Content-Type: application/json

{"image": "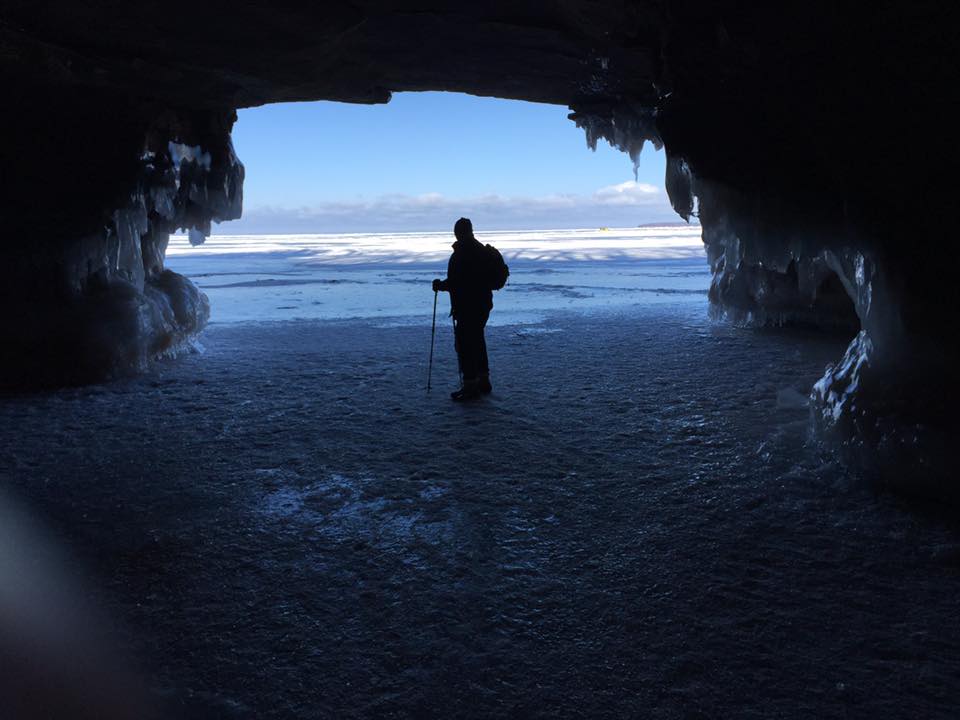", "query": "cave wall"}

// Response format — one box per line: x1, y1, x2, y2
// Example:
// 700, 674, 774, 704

658, 2, 959, 489
1, 76, 242, 388
1, 1, 957, 483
